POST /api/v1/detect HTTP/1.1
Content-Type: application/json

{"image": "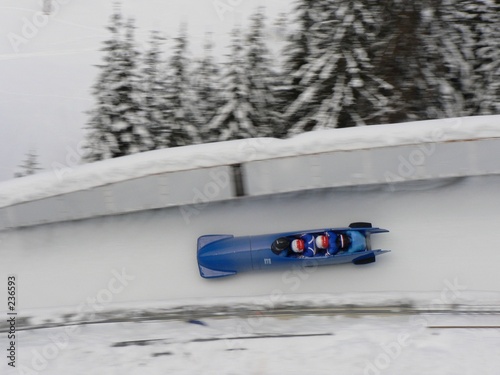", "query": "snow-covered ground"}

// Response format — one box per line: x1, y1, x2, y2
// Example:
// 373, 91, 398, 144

6, 310, 500, 375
